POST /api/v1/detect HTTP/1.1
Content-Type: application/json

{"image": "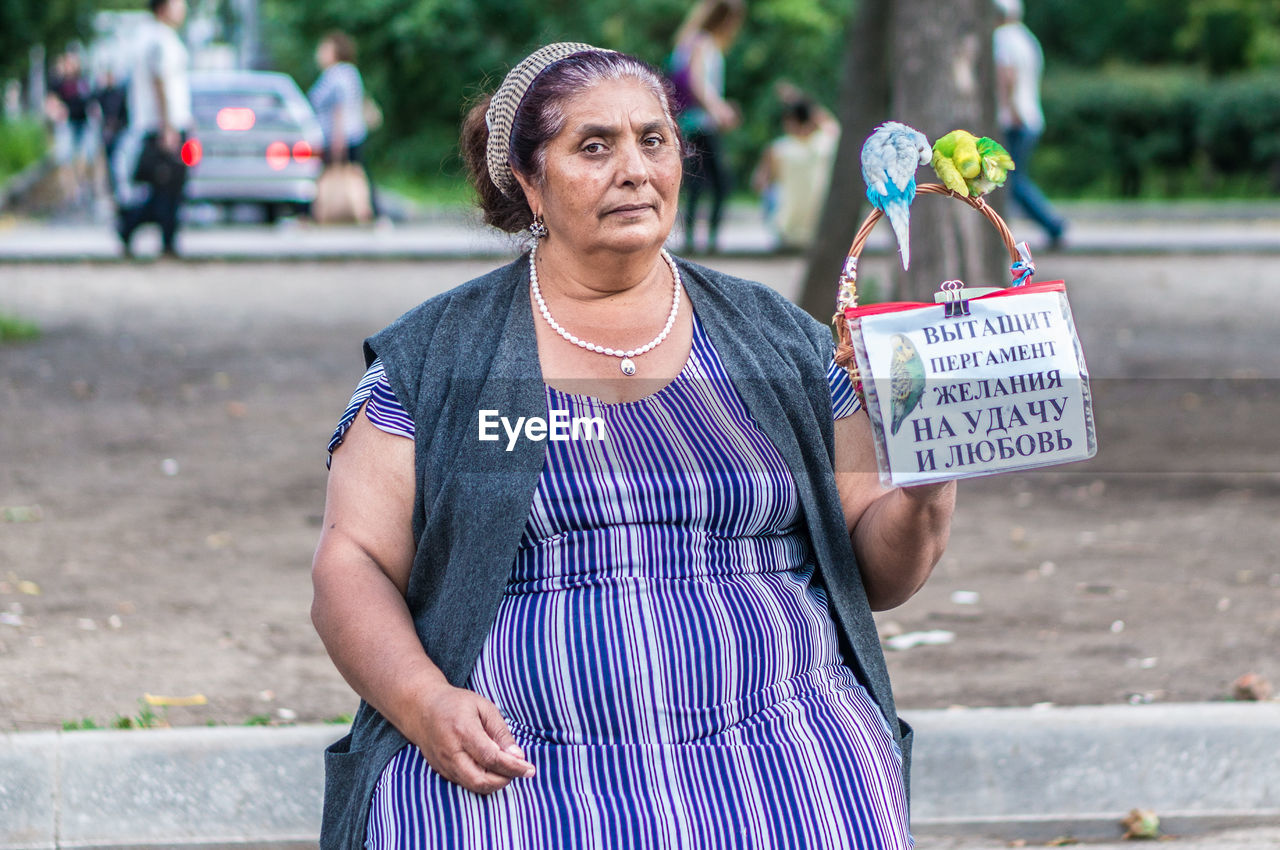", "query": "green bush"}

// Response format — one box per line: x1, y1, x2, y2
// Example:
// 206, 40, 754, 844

0, 118, 47, 183
1037, 67, 1280, 197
